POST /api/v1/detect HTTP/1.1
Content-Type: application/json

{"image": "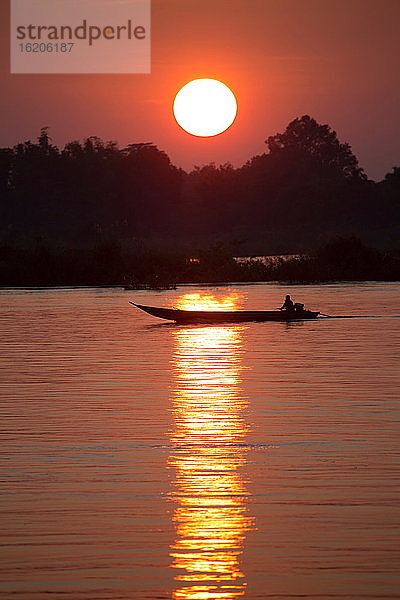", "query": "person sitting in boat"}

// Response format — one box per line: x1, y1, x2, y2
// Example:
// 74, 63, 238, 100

280, 295, 295, 311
